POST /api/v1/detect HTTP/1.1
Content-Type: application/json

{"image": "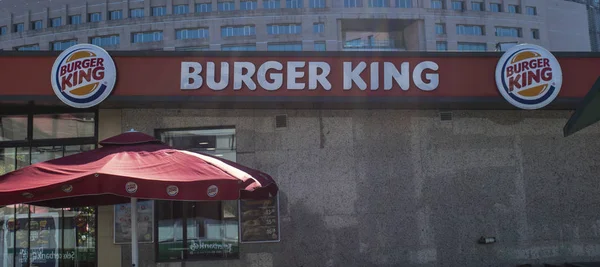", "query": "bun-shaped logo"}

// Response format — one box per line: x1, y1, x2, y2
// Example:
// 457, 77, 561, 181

51, 44, 117, 108
495, 44, 562, 110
